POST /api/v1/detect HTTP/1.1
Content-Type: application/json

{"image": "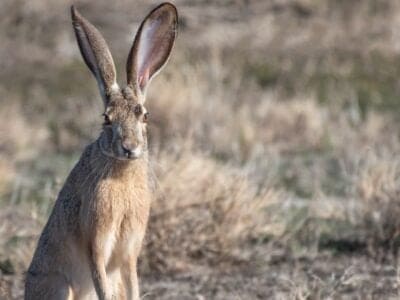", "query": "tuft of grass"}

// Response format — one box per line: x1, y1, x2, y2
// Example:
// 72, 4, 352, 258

141, 152, 279, 273
349, 149, 400, 255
